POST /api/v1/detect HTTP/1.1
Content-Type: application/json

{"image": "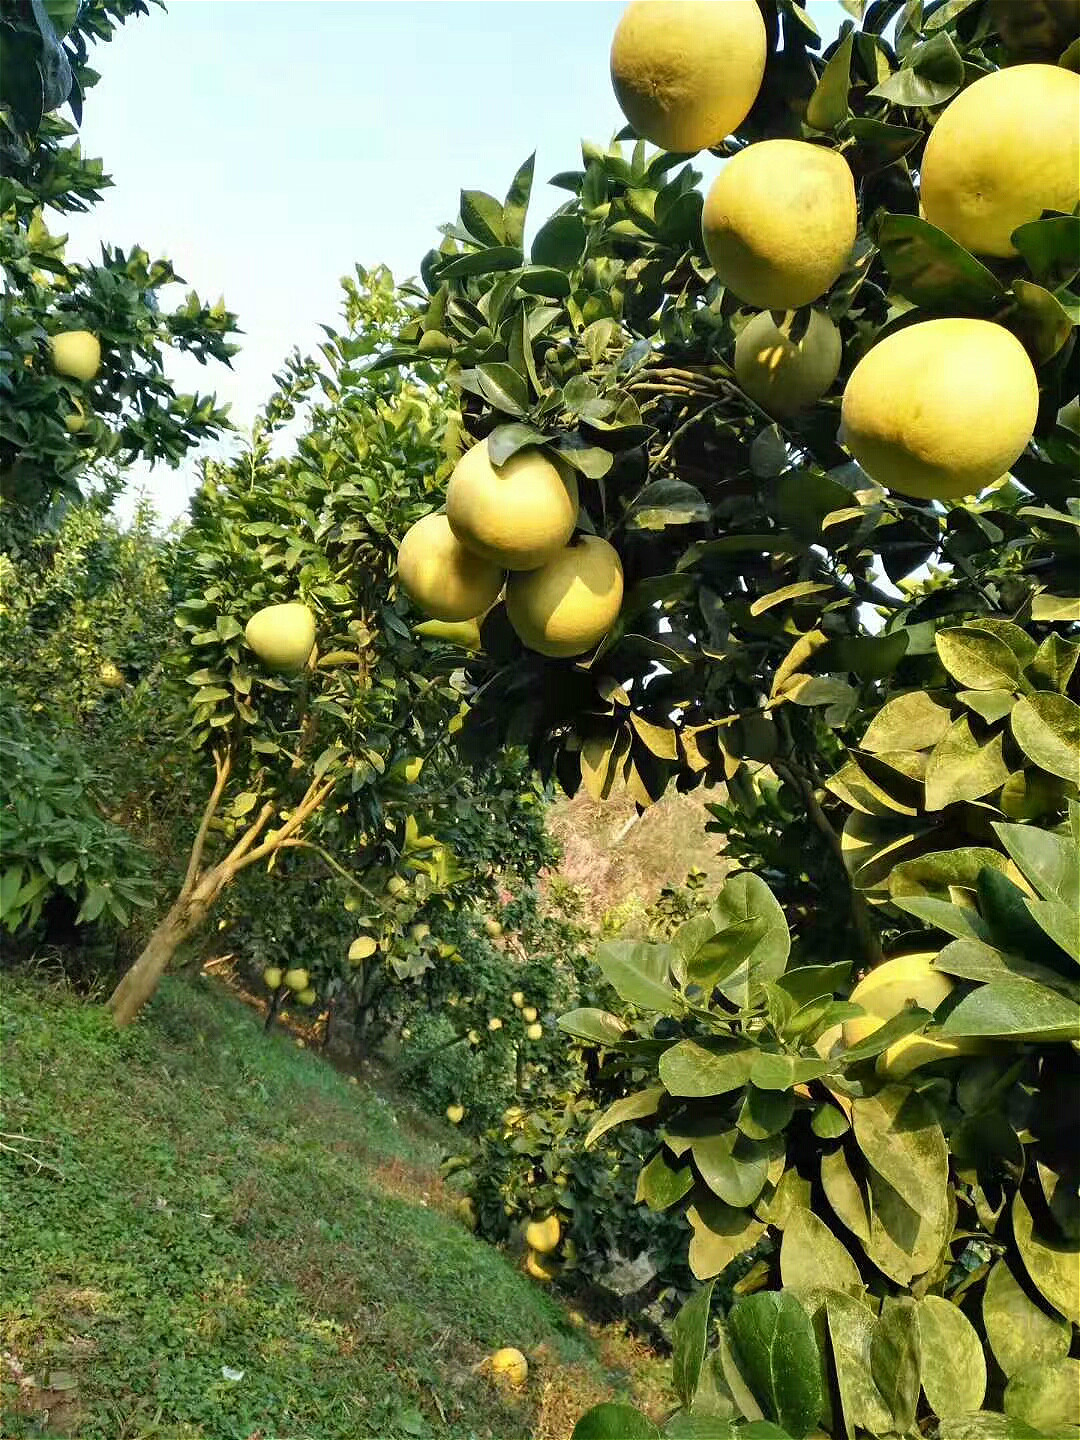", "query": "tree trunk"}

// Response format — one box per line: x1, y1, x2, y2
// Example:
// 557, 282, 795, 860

107, 897, 208, 1027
